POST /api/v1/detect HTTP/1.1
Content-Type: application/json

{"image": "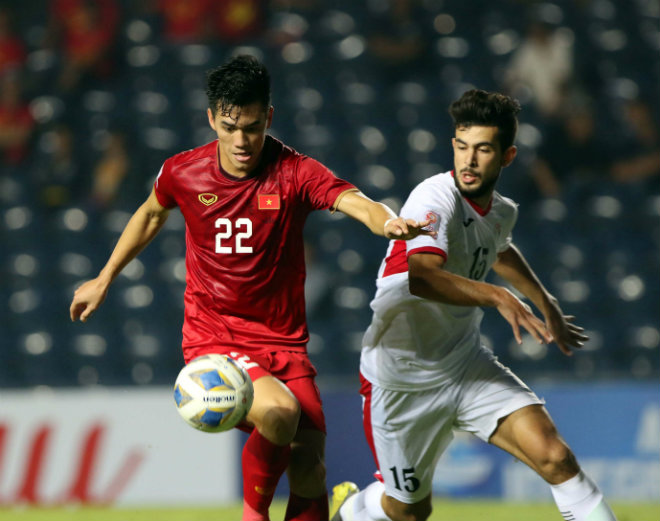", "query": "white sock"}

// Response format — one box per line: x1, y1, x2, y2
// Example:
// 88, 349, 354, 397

550, 471, 617, 521
341, 481, 391, 521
